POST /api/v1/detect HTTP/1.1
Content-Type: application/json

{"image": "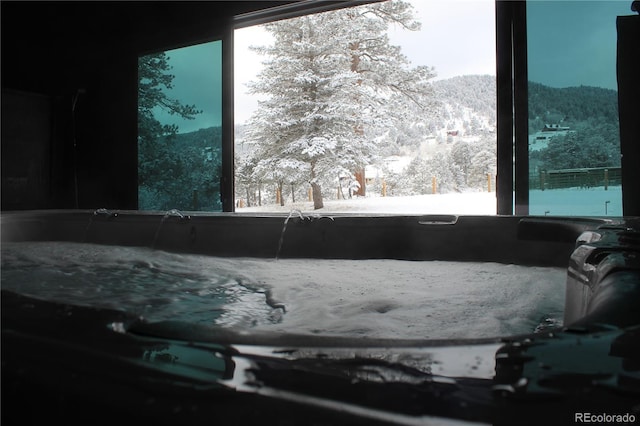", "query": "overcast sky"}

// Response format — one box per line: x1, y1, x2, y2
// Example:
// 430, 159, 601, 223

151, 40, 222, 133
152, 0, 633, 132
527, 1, 631, 90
